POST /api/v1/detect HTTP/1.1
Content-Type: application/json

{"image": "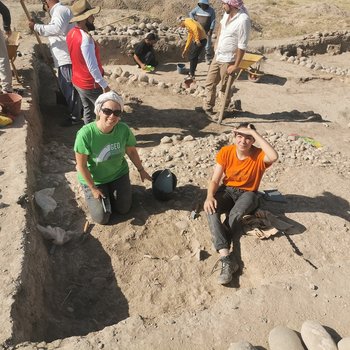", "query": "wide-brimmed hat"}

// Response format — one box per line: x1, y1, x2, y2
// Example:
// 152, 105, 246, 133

70, 0, 101, 23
